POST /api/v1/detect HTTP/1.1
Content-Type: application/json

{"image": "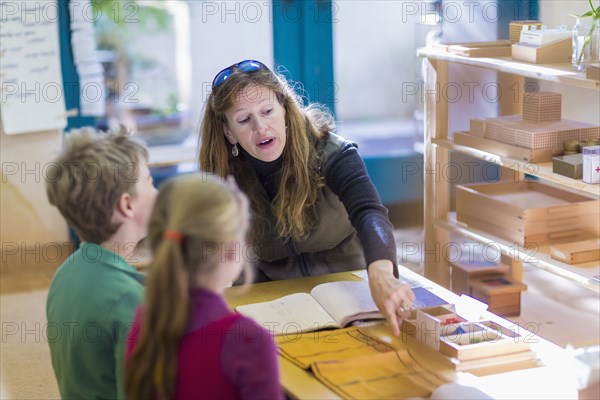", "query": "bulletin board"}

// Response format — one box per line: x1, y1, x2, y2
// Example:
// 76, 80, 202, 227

0, 0, 67, 135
